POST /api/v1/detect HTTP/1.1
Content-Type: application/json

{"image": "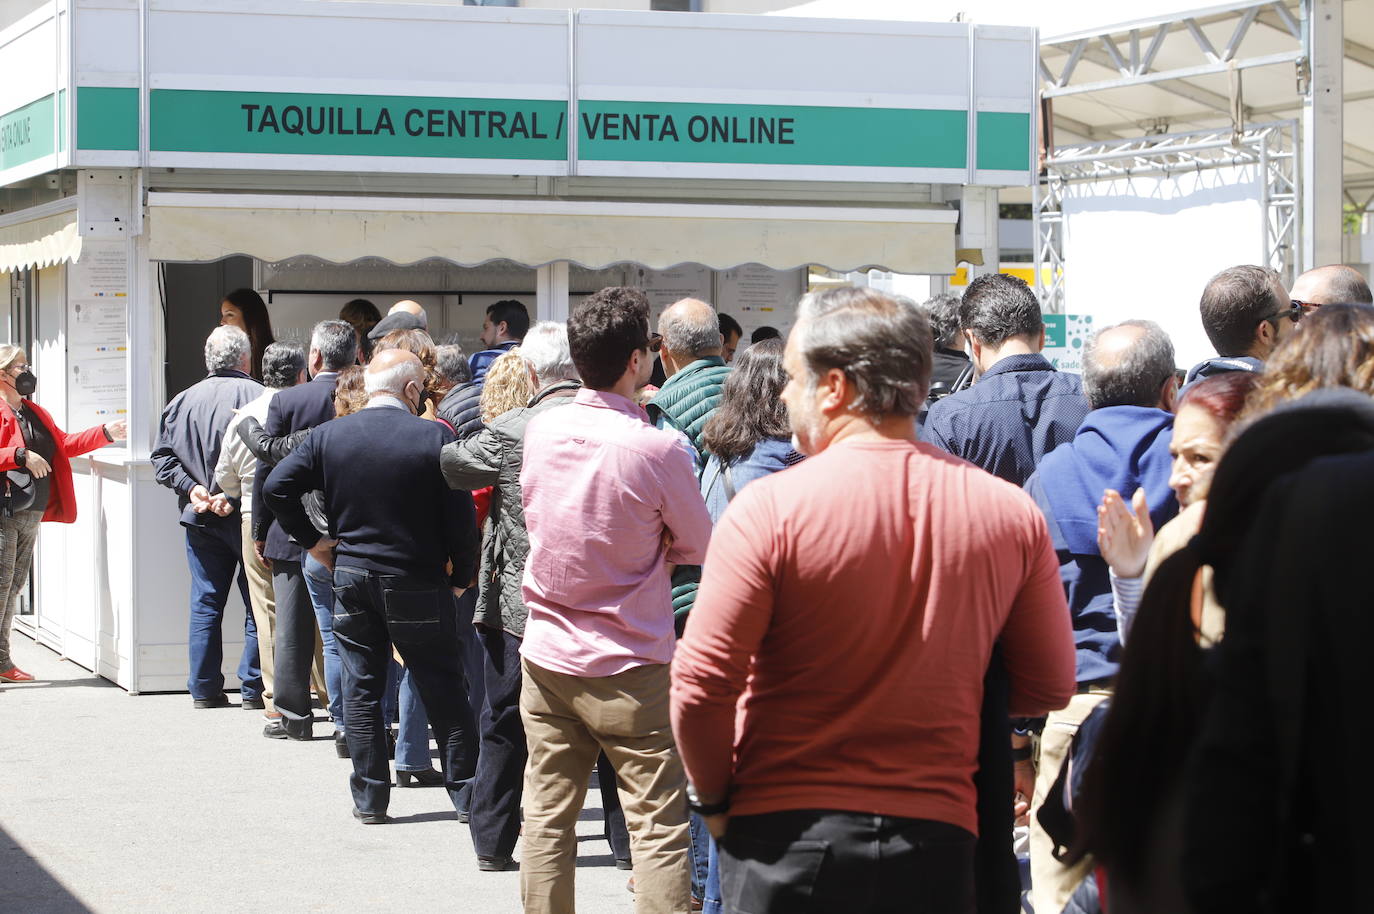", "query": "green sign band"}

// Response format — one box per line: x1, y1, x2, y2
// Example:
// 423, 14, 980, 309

0, 94, 56, 172
78, 87, 139, 151
579, 101, 968, 169
151, 89, 568, 161
67, 88, 1031, 173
